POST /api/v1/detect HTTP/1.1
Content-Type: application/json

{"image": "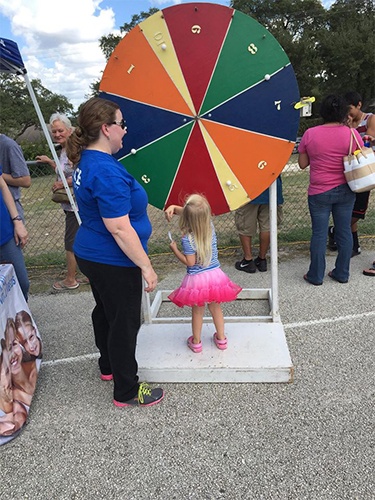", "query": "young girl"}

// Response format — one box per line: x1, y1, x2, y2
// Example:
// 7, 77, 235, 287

165, 194, 242, 353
